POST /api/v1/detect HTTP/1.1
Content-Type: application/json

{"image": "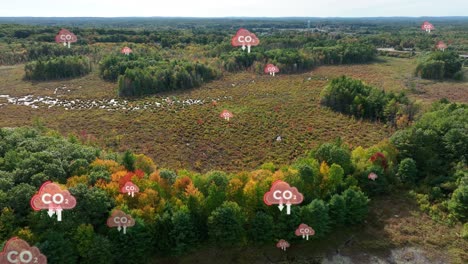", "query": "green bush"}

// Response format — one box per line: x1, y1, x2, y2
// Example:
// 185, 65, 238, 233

397, 158, 418, 184
453, 70, 465, 81
448, 185, 468, 222
415, 51, 463, 80
321, 76, 414, 125
24, 55, 91, 80
343, 188, 370, 225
